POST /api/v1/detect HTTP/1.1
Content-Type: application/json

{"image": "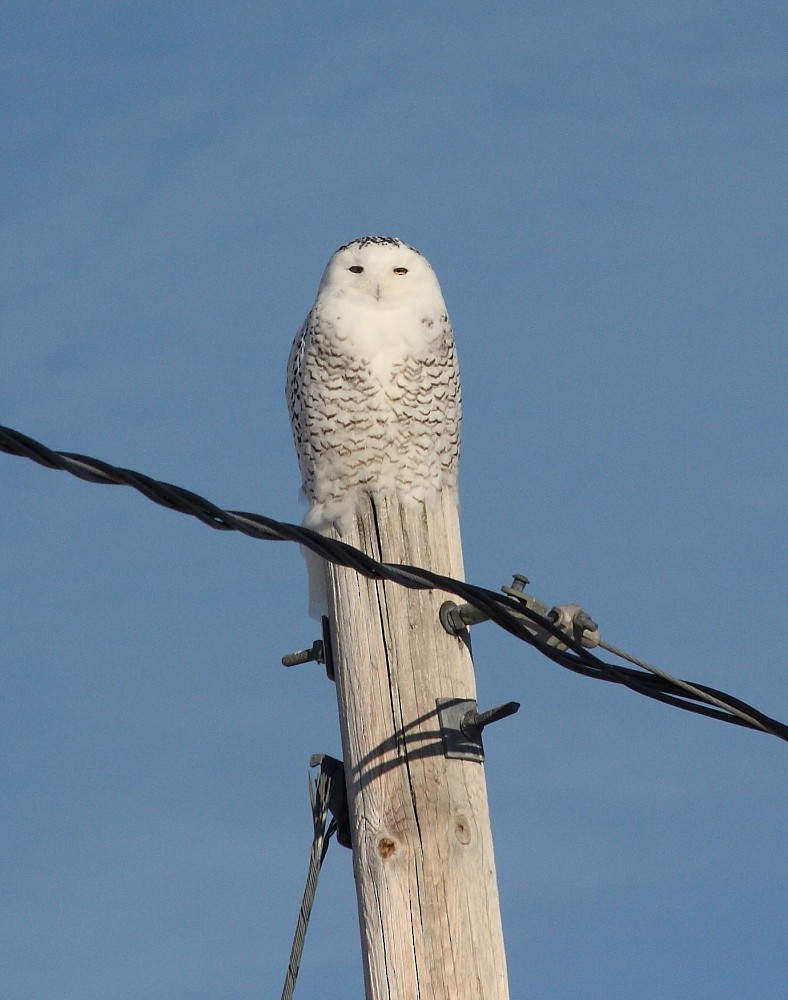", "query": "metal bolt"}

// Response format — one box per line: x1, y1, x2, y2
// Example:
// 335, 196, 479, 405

281, 639, 324, 667
461, 701, 521, 738
573, 610, 599, 633
439, 600, 488, 636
